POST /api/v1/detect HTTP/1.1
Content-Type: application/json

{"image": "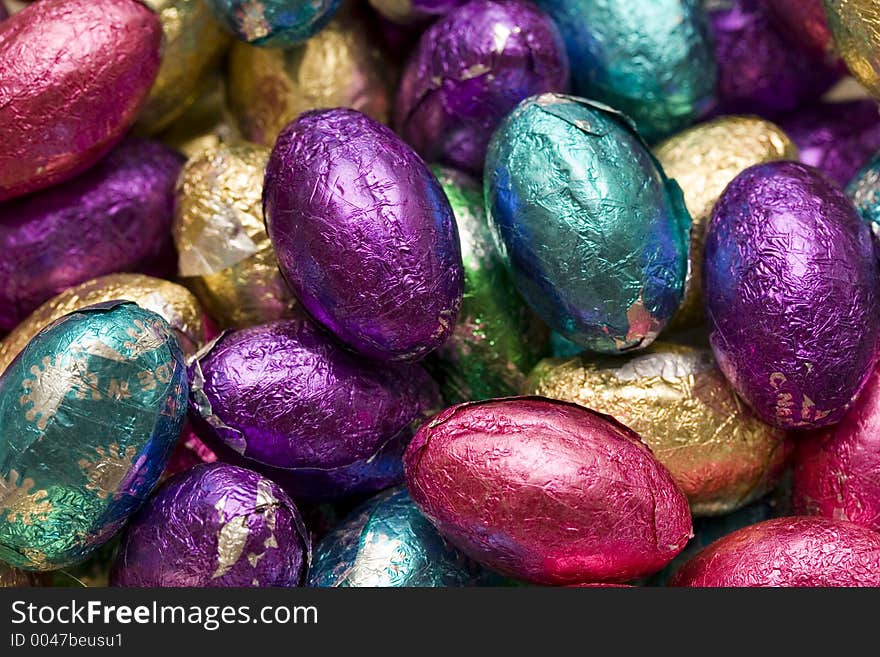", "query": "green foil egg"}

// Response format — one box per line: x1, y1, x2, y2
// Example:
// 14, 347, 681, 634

0, 302, 188, 571
425, 166, 549, 403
